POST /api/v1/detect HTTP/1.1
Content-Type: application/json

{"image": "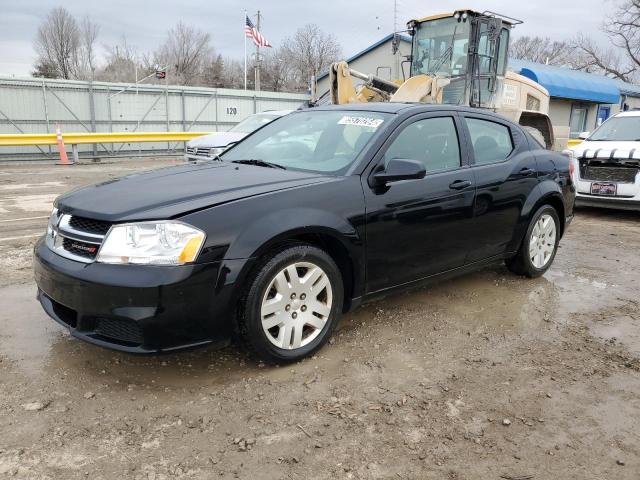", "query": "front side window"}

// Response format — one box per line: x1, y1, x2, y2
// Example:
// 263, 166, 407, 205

466, 117, 514, 164
384, 117, 461, 172
223, 110, 391, 174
